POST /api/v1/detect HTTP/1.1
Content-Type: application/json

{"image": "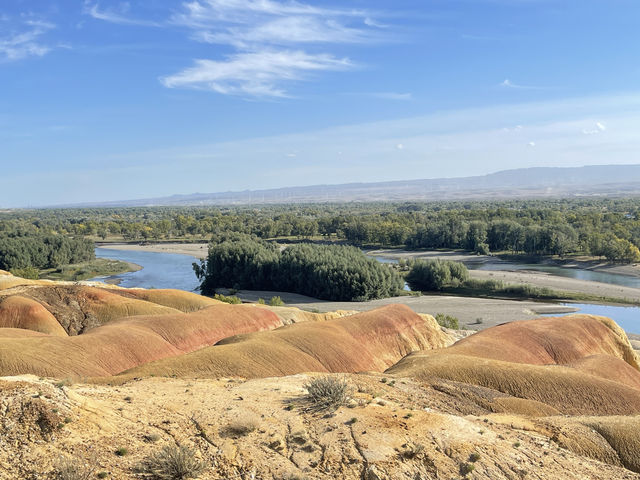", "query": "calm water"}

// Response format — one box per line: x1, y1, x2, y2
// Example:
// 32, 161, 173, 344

93, 248, 200, 292
549, 303, 640, 334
